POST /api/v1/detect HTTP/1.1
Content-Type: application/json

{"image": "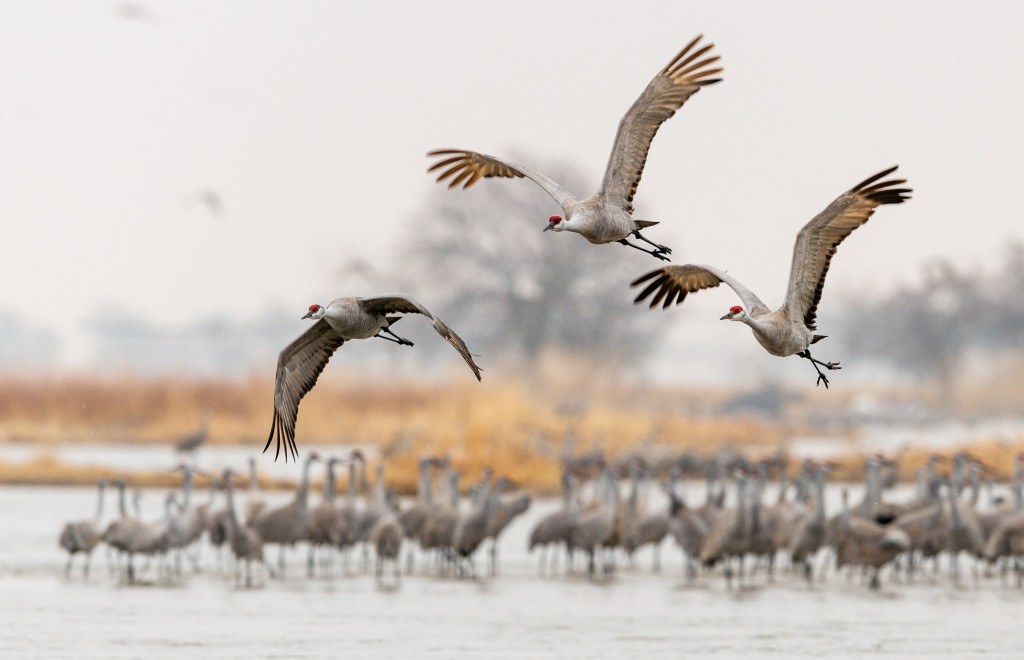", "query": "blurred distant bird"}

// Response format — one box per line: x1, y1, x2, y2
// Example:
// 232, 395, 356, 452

632, 166, 911, 388
175, 409, 209, 453
265, 295, 482, 461
114, 3, 156, 24
184, 189, 226, 220
427, 35, 722, 261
